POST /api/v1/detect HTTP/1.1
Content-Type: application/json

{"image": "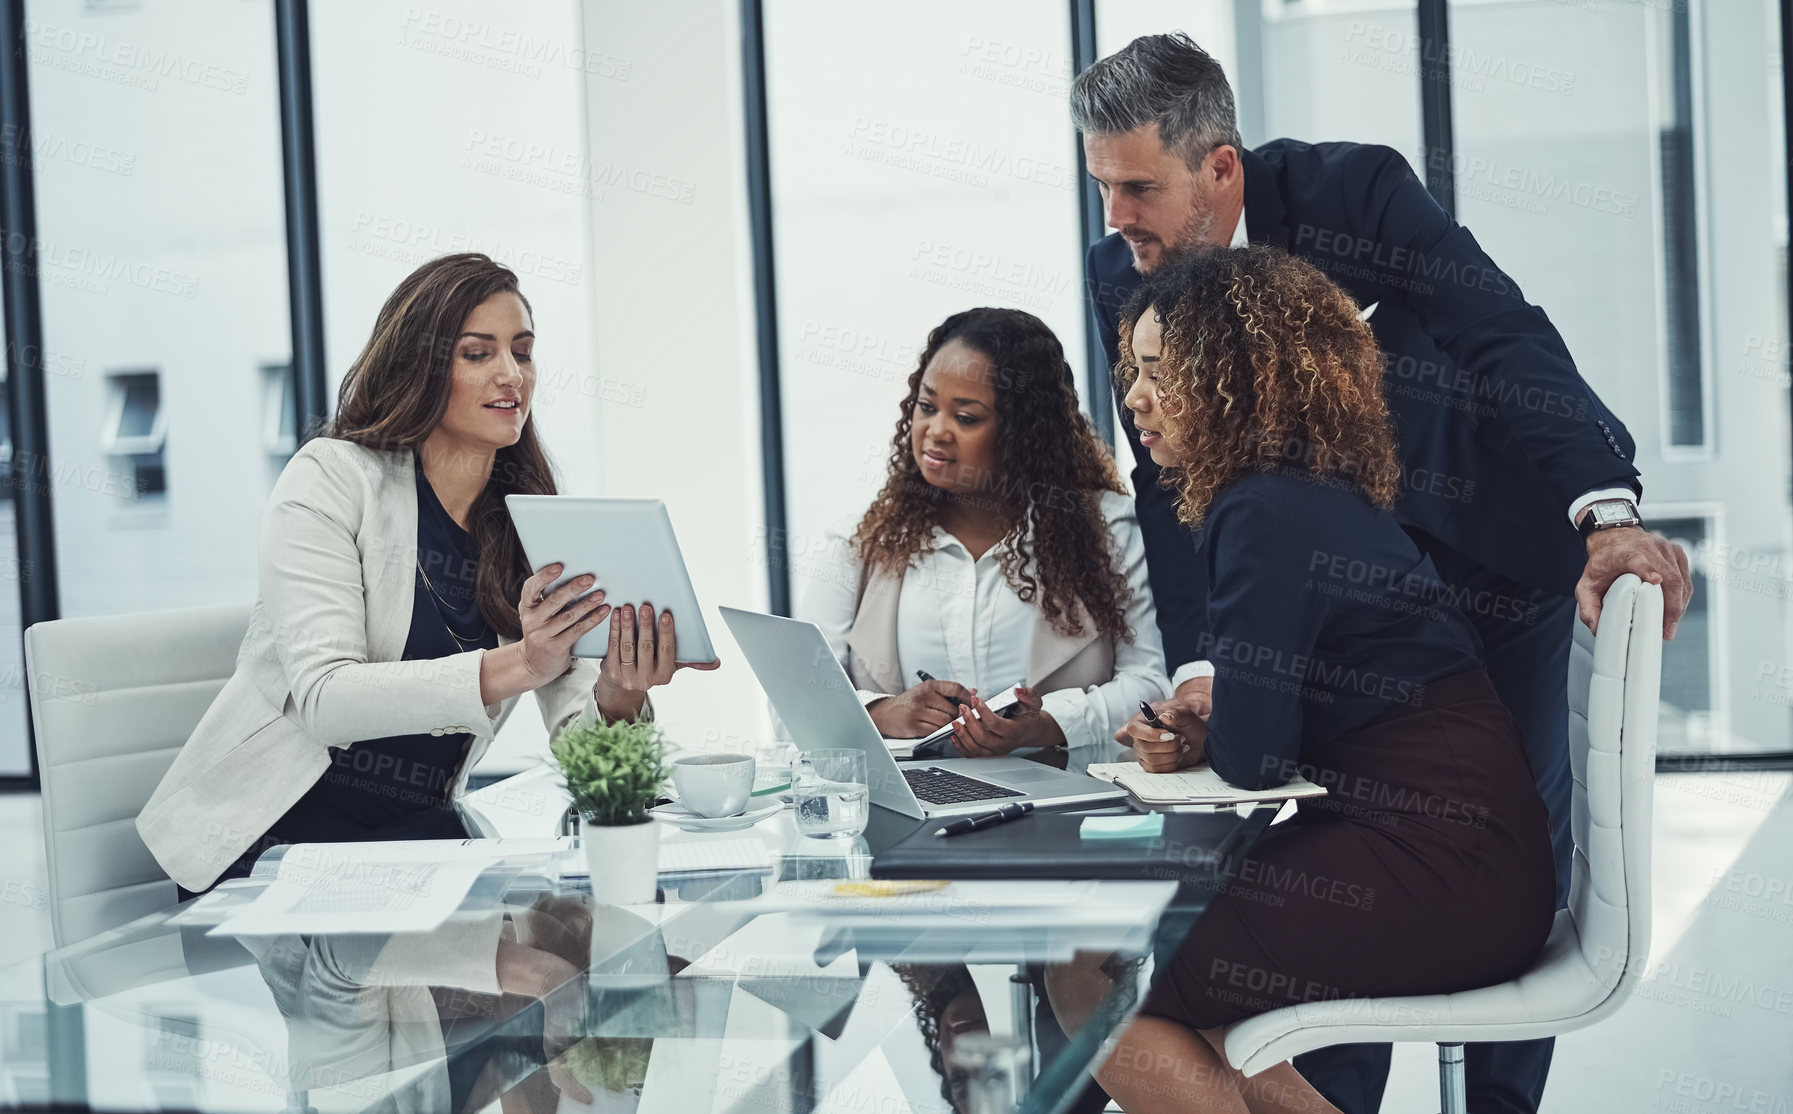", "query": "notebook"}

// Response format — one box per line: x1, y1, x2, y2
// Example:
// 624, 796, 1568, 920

1085, 761, 1327, 809
871, 809, 1264, 882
